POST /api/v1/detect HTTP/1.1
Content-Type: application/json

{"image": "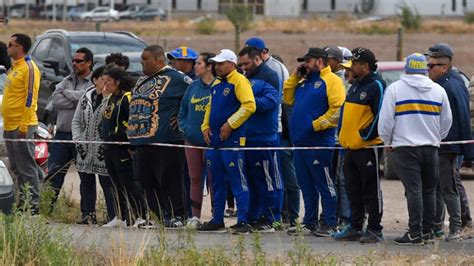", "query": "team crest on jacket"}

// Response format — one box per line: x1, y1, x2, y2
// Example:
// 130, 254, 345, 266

223, 88, 230, 96
314, 81, 322, 89
360, 91, 367, 100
